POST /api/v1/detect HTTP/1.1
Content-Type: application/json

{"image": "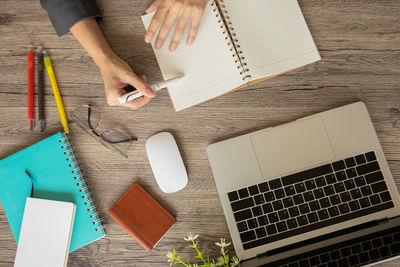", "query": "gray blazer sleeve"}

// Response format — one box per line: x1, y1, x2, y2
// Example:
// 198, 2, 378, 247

40, 0, 102, 37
